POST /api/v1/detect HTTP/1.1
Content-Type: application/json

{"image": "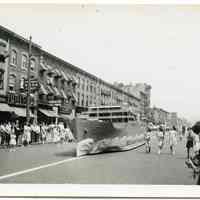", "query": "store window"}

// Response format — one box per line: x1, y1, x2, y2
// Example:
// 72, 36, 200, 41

30, 58, 36, 71
22, 54, 28, 69
9, 74, 16, 91
20, 77, 26, 90
11, 49, 17, 66
78, 77, 80, 88
47, 76, 54, 86
0, 70, 4, 90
